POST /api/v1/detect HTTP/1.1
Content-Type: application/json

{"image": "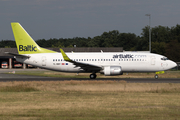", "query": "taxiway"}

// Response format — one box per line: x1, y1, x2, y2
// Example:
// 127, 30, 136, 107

0, 73, 180, 83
